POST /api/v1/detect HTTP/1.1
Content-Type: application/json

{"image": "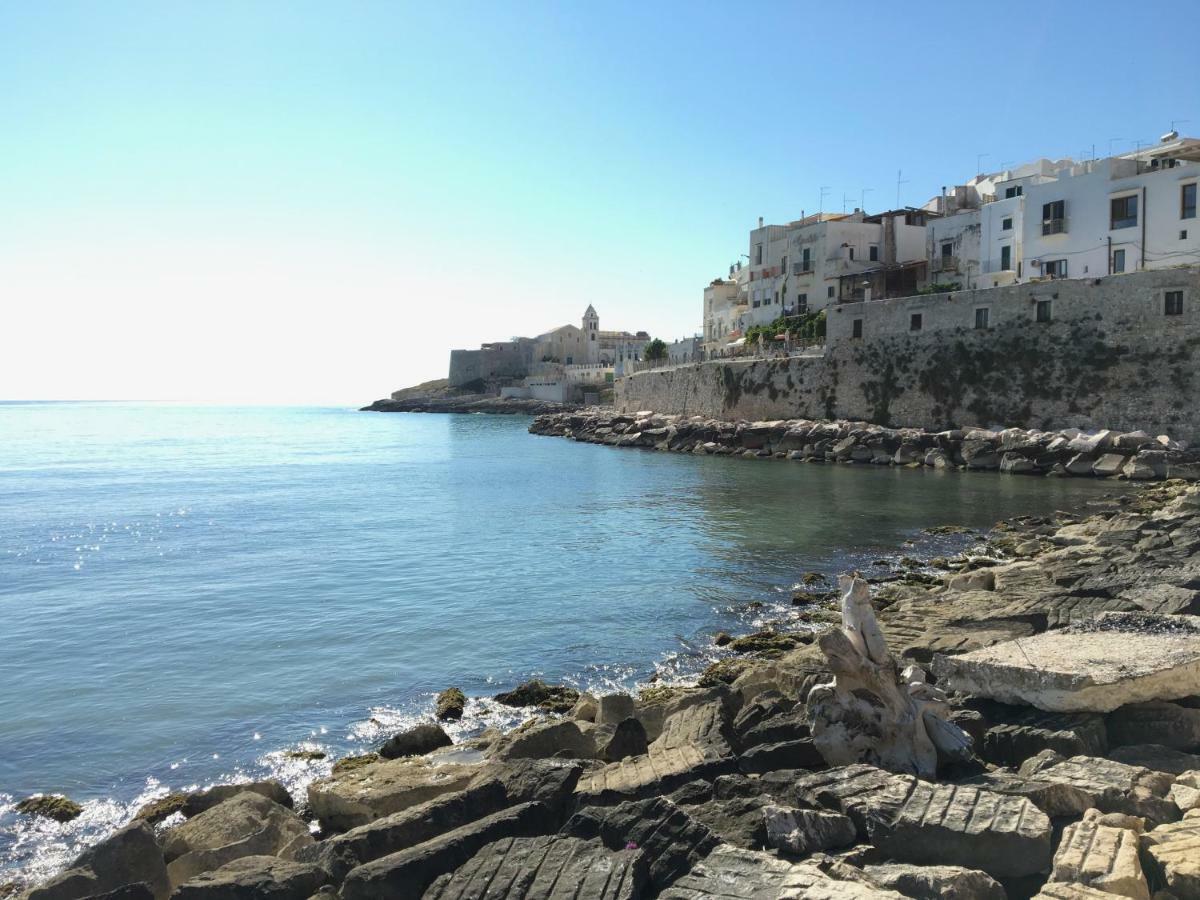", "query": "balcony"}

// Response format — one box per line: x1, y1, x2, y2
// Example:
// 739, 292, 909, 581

933, 254, 959, 273
1042, 217, 1067, 236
